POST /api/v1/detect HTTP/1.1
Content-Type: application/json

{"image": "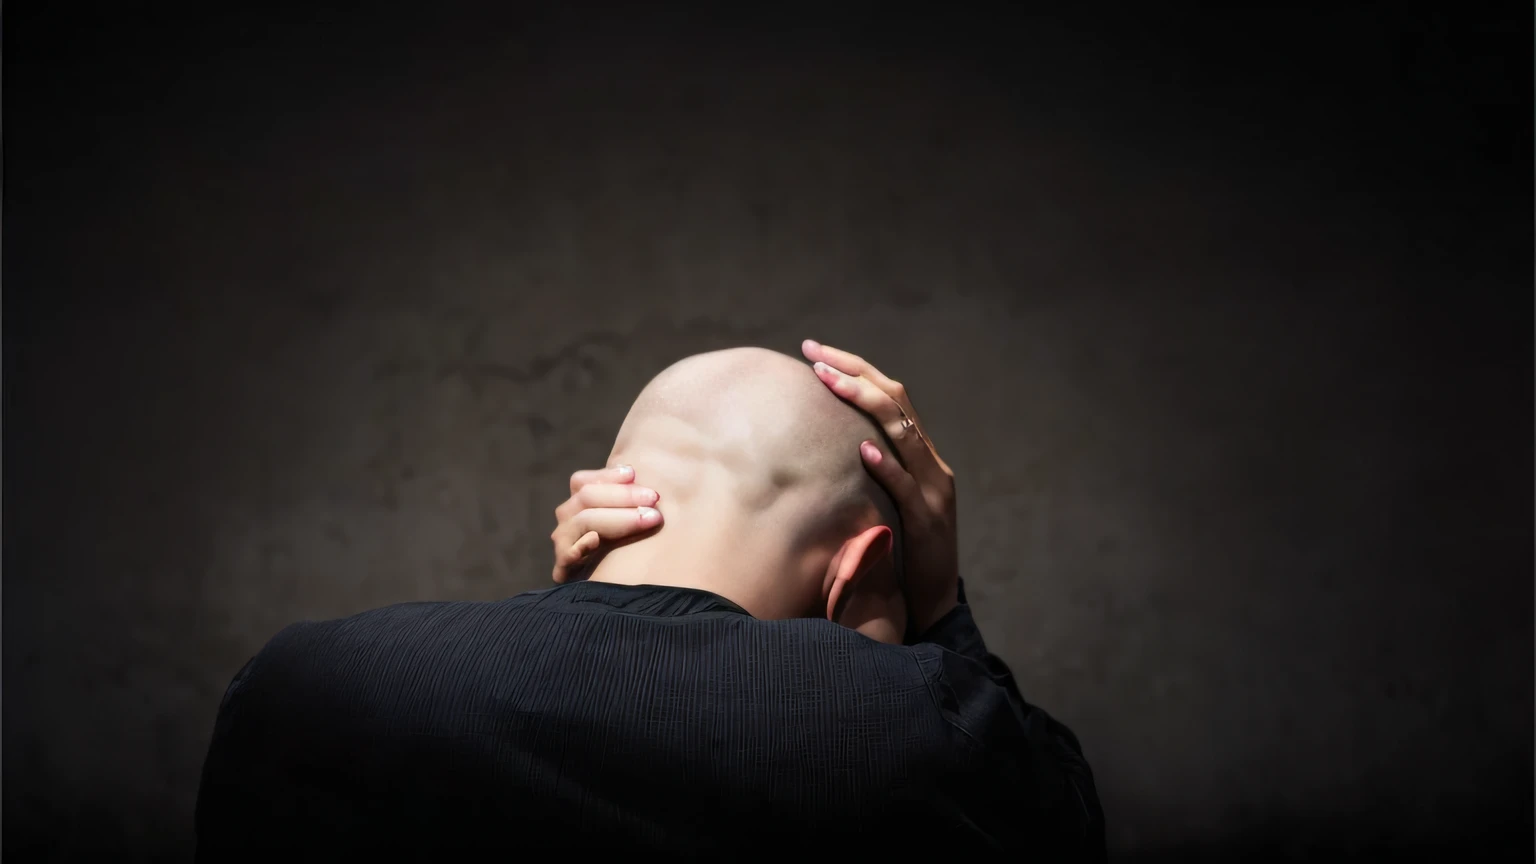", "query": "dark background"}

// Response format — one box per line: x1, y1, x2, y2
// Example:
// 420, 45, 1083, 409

4, 2, 1531, 860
